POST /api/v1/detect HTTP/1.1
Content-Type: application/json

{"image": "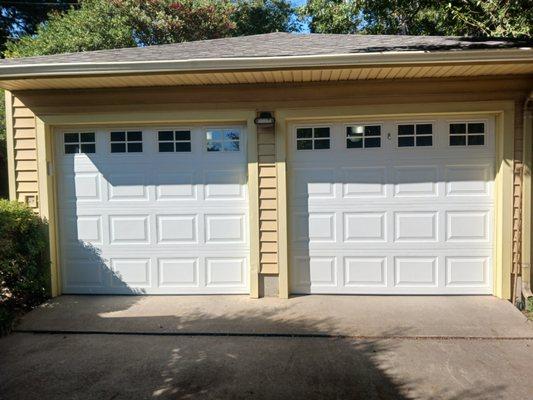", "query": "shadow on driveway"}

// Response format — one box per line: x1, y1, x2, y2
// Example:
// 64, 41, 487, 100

0, 296, 524, 399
